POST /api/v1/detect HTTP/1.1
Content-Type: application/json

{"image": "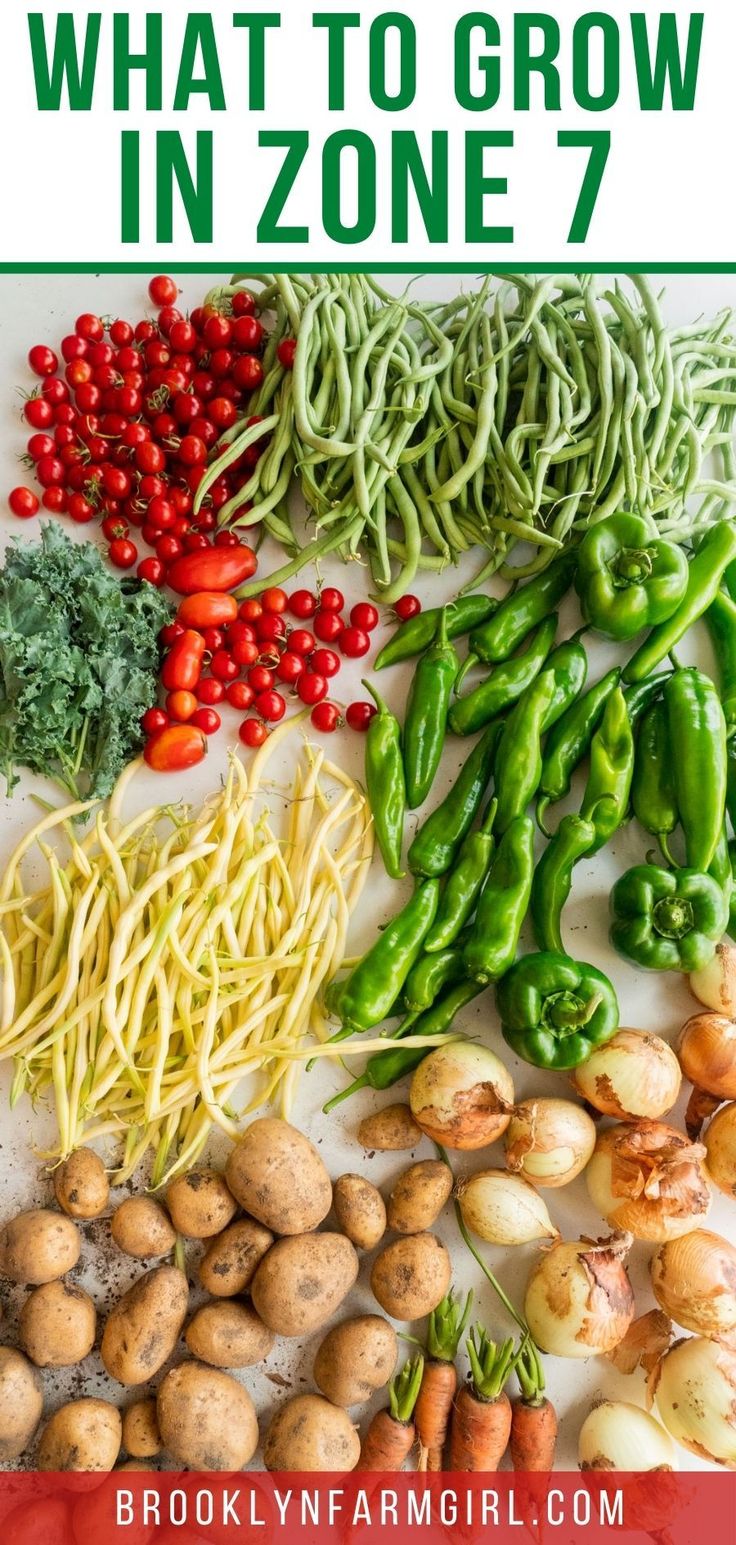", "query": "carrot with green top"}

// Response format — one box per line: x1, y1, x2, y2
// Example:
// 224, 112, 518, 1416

415, 1289, 473, 1473
359, 1355, 424, 1472
509, 1338, 557, 1472
449, 1327, 517, 1472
